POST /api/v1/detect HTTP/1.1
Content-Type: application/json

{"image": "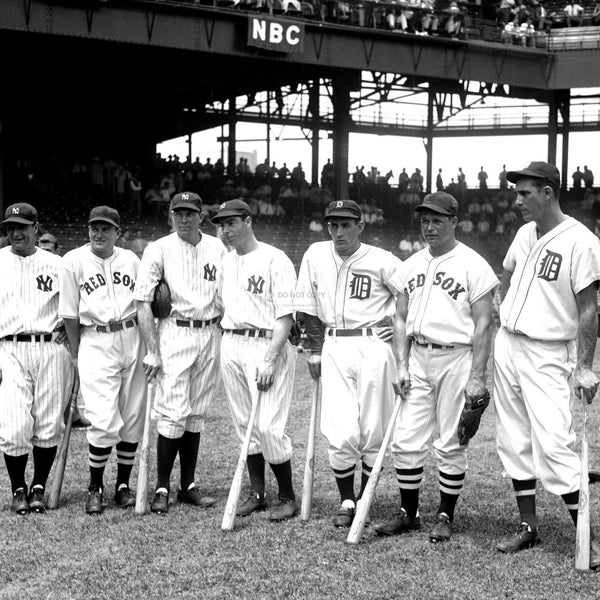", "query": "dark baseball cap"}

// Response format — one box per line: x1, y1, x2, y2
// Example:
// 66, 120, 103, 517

2, 203, 38, 225
325, 200, 361, 220
211, 199, 251, 223
506, 161, 560, 188
171, 191, 203, 212
88, 206, 120, 228
414, 192, 458, 217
